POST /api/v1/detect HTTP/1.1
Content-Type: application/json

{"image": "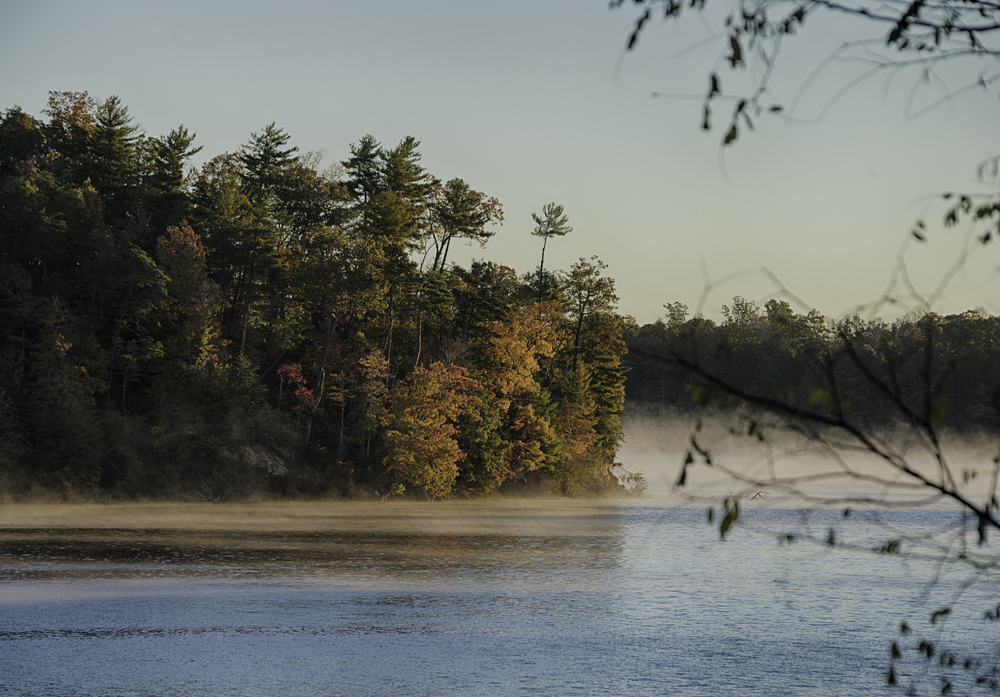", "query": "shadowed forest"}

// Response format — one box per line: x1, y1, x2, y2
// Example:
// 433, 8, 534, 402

625, 298, 1000, 435
2, 92, 999, 503
0, 92, 630, 501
